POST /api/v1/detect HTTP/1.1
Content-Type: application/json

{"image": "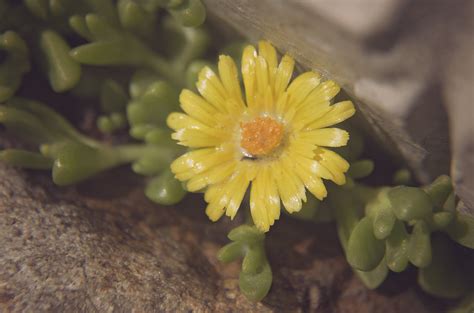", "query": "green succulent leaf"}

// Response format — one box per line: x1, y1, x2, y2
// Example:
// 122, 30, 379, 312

0, 149, 53, 169
100, 80, 128, 113
430, 211, 454, 231
388, 186, 433, 221
408, 220, 432, 268
145, 169, 186, 205
418, 235, 470, 299
127, 80, 179, 138
40, 30, 81, 92
373, 204, 396, 240
332, 192, 361, 251
446, 213, 474, 249
355, 257, 389, 289
131, 147, 174, 176
167, 0, 206, 27
423, 175, 453, 208
242, 246, 265, 275
239, 261, 272, 303
385, 221, 409, 272
97, 113, 127, 134
392, 169, 413, 185
129, 69, 161, 99
347, 159, 374, 179
218, 225, 272, 302
0, 104, 59, 144
347, 216, 385, 271
51, 142, 122, 186
228, 225, 265, 244
118, 0, 157, 38
217, 242, 244, 263
7, 97, 98, 147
